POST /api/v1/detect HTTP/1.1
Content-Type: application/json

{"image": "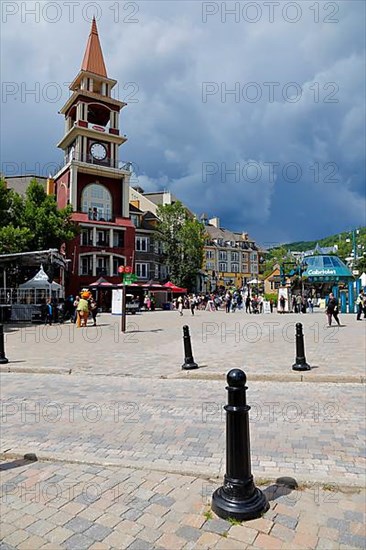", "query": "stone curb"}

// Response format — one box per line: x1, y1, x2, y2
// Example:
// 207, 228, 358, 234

172, 371, 366, 384
0, 366, 71, 375
0, 367, 364, 384
1, 450, 365, 490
